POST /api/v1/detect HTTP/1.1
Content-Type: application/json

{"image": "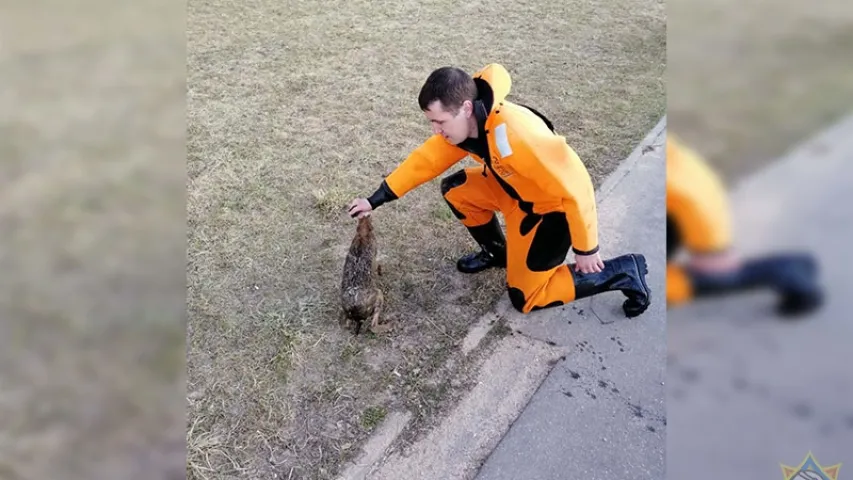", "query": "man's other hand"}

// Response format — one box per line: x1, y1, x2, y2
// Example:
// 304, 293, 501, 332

348, 198, 373, 219
574, 251, 605, 274
688, 250, 740, 274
